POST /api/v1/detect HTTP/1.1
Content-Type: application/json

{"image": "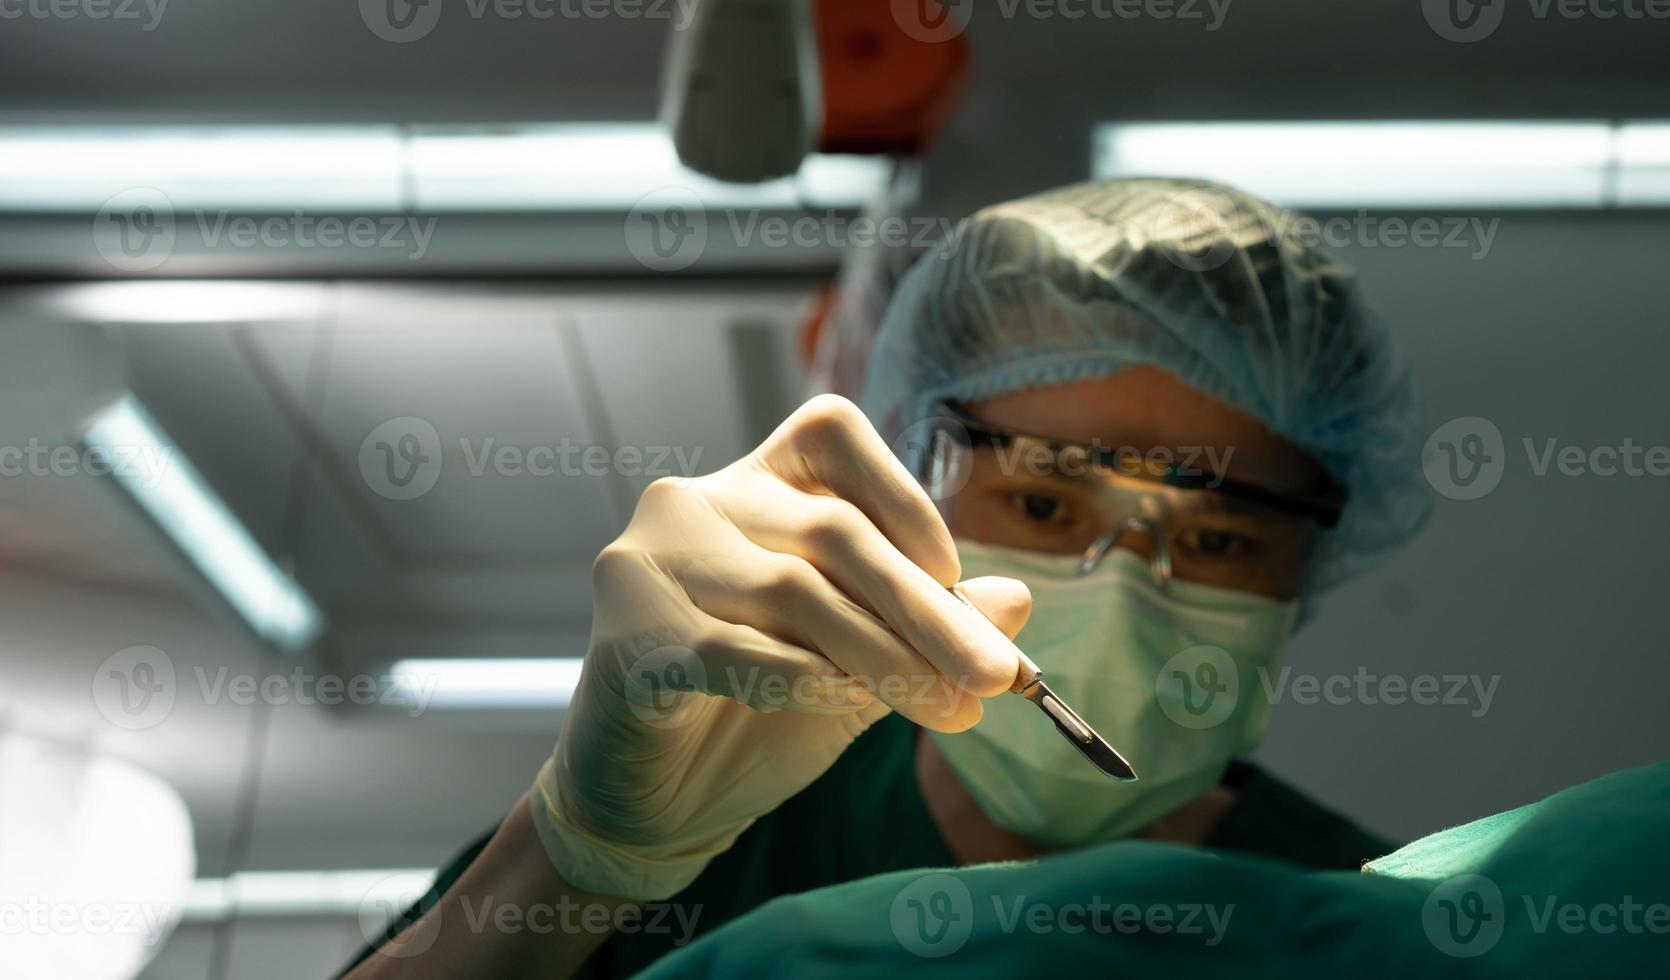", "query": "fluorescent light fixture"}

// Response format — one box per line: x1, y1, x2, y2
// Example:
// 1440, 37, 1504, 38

0, 124, 890, 212
83, 395, 324, 652
1617, 123, 1670, 205
387, 658, 585, 709
1094, 121, 1640, 208
0, 126, 405, 211
407, 125, 889, 209
46, 281, 326, 324
182, 869, 436, 921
